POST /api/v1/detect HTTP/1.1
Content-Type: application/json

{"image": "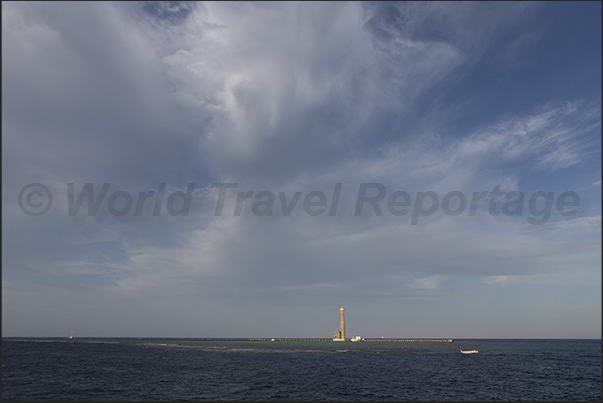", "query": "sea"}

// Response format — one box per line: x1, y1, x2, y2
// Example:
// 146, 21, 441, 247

2, 338, 601, 401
